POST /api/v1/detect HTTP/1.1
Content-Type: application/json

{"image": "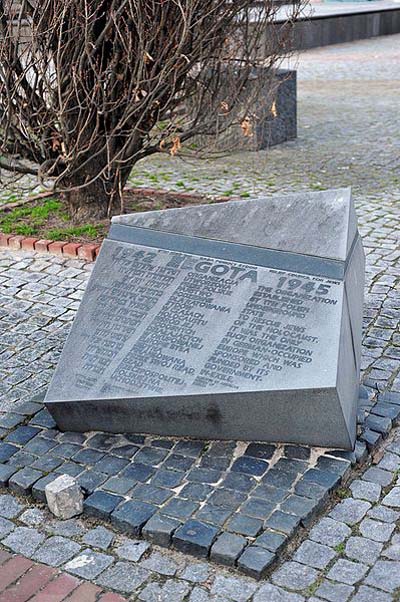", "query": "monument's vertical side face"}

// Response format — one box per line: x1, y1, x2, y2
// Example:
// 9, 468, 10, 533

45, 189, 365, 450
336, 235, 366, 447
